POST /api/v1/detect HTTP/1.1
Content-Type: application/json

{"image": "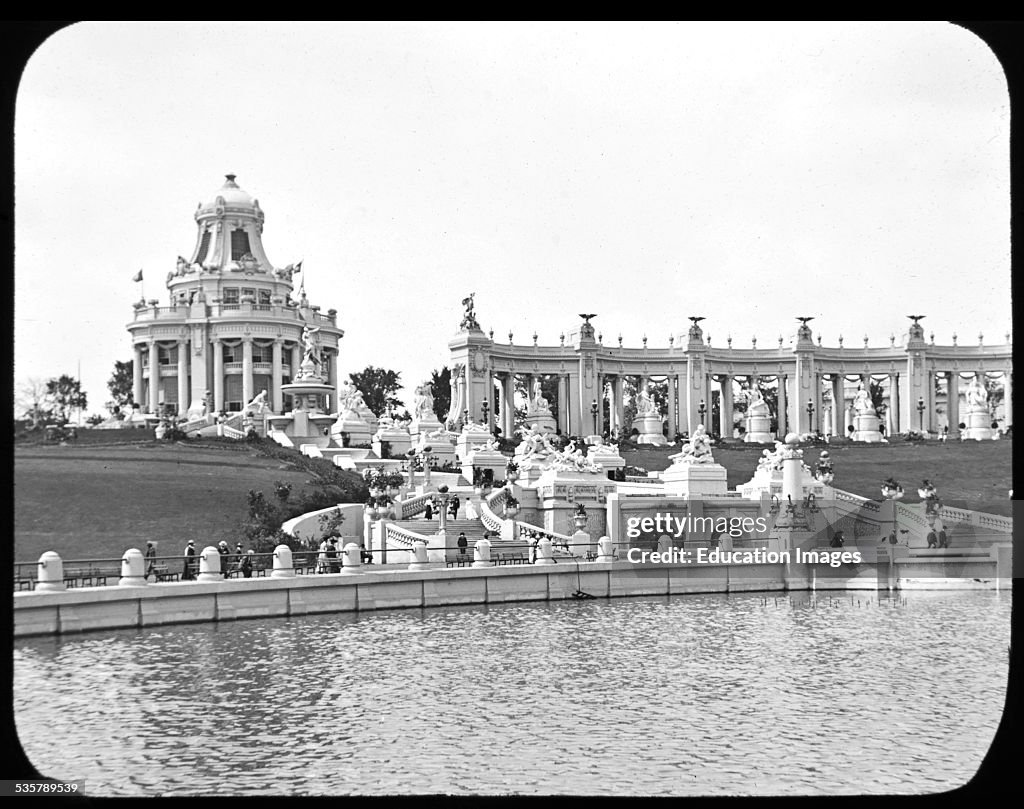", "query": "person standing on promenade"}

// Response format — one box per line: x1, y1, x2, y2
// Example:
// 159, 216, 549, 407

450, 495, 461, 519
182, 540, 196, 580
218, 541, 230, 578
240, 550, 254, 578
457, 532, 468, 558
144, 542, 157, 580
317, 537, 329, 573
326, 536, 340, 573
